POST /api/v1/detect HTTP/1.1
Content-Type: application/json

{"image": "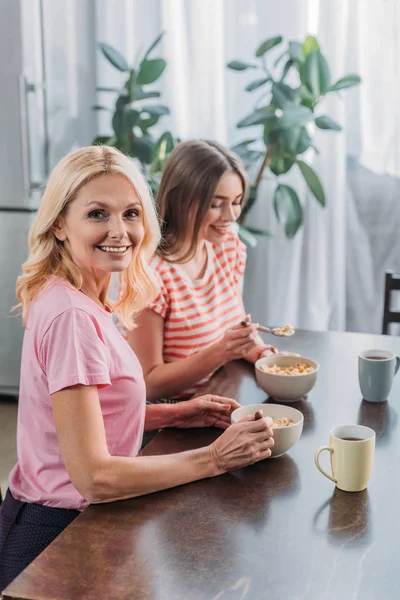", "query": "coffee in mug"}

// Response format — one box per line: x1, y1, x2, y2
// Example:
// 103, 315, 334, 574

314, 425, 375, 492
358, 349, 400, 403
